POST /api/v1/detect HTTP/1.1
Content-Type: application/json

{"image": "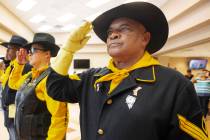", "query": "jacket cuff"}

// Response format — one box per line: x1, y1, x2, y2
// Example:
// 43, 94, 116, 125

51, 48, 73, 76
